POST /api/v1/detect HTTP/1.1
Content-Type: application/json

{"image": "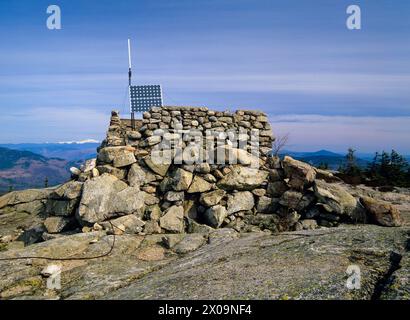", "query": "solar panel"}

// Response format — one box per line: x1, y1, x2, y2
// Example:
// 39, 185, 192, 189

129, 85, 163, 112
